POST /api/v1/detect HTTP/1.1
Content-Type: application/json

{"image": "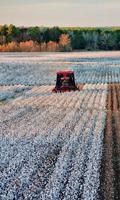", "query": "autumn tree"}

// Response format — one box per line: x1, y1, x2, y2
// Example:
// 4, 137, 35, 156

59, 34, 72, 51
47, 41, 59, 52
40, 42, 47, 51
19, 40, 40, 52
6, 41, 20, 52
0, 24, 120, 51
0, 41, 20, 52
